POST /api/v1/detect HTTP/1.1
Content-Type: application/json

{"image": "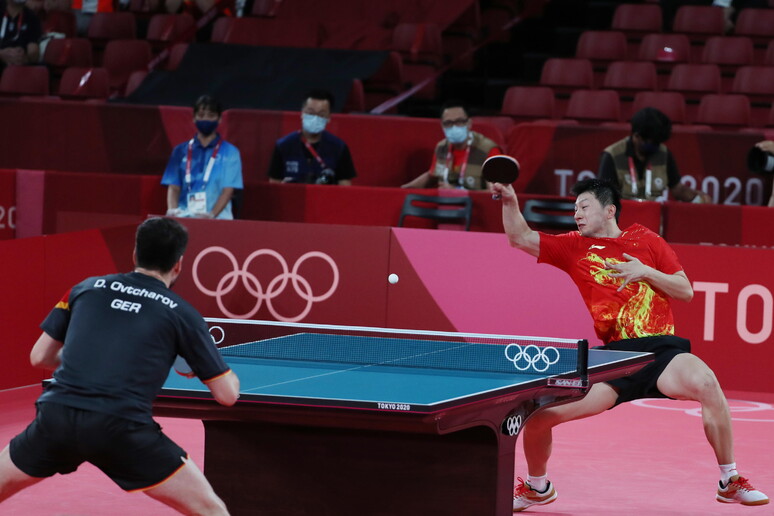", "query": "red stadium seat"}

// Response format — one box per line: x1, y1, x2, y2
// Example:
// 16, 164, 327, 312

391, 23, 444, 100
638, 33, 691, 89
211, 18, 321, 47
576, 31, 628, 85
41, 10, 77, 38
102, 39, 152, 95
164, 42, 189, 71
539, 57, 593, 91
765, 40, 774, 66
666, 63, 722, 101
87, 12, 137, 64
602, 61, 658, 96
500, 85, 555, 121
672, 5, 725, 61
731, 65, 774, 102
0, 65, 49, 96
362, 51, 404, 111
611, 3, 663, 58
342, 79, 365, 113
564, 90, 621, 123
695, 94, 751, 129
58, 66, 110, 100
701, 36, 754, 91
632, 91, 687, 124
730, 65, 774, 125
672, 5, 725, 36
146, 13, 195, 51
43, 38, 93, 68
611, 3, 663, 36
734, 8, 774, 58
